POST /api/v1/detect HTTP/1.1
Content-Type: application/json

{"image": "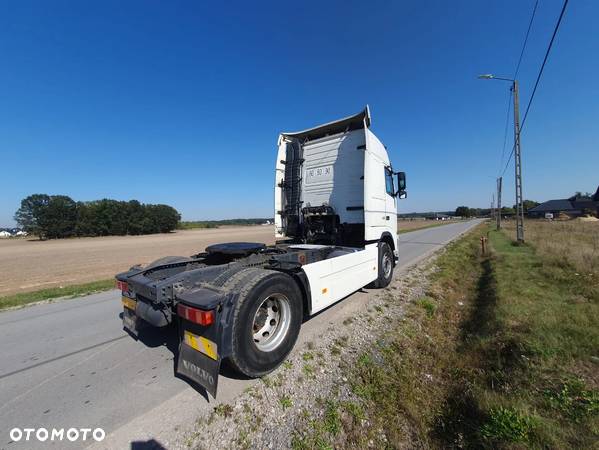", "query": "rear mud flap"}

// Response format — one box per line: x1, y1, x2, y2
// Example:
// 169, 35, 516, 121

122, 307, 139, 337
177, 342, 220, 398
